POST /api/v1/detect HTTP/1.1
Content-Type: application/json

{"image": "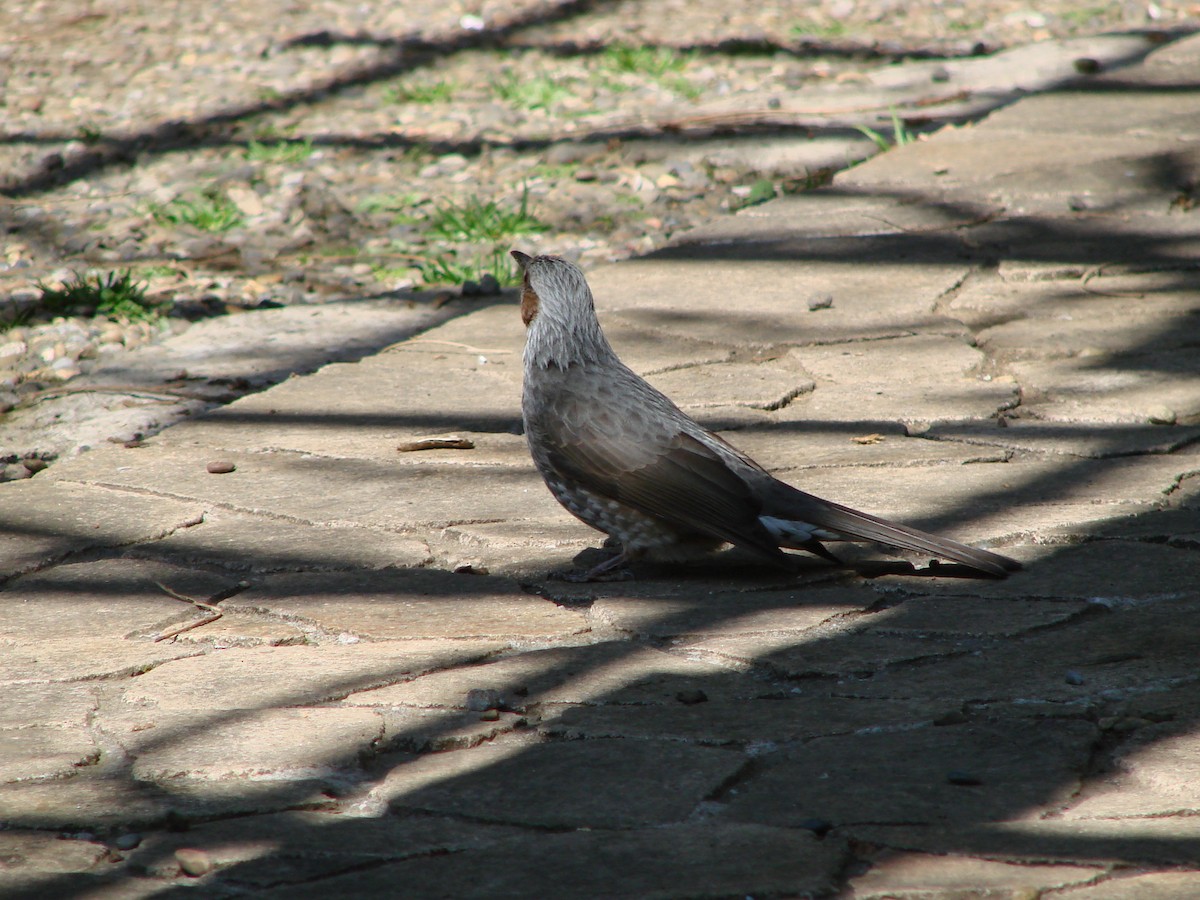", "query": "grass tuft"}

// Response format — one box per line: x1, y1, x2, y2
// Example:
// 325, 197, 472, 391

151, 189, 244, 233
35, 270, 160, 321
